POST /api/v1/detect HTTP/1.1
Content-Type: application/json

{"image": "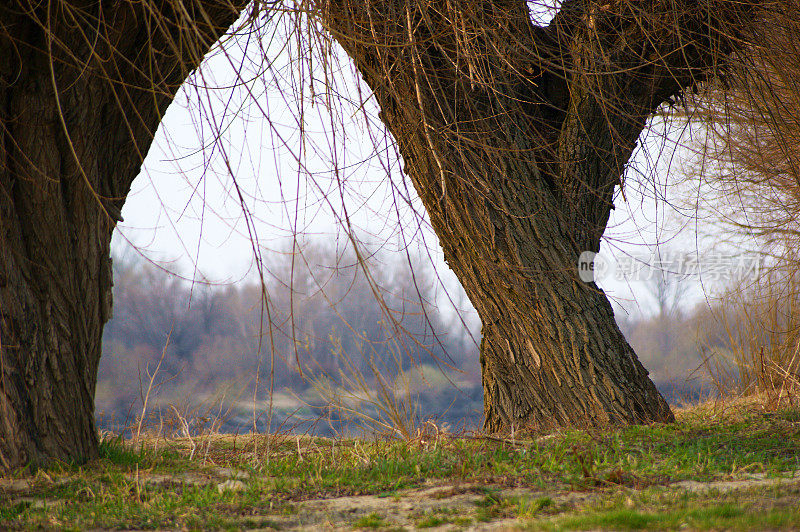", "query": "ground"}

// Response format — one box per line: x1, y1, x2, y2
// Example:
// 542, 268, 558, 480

2, 398, 800, 530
